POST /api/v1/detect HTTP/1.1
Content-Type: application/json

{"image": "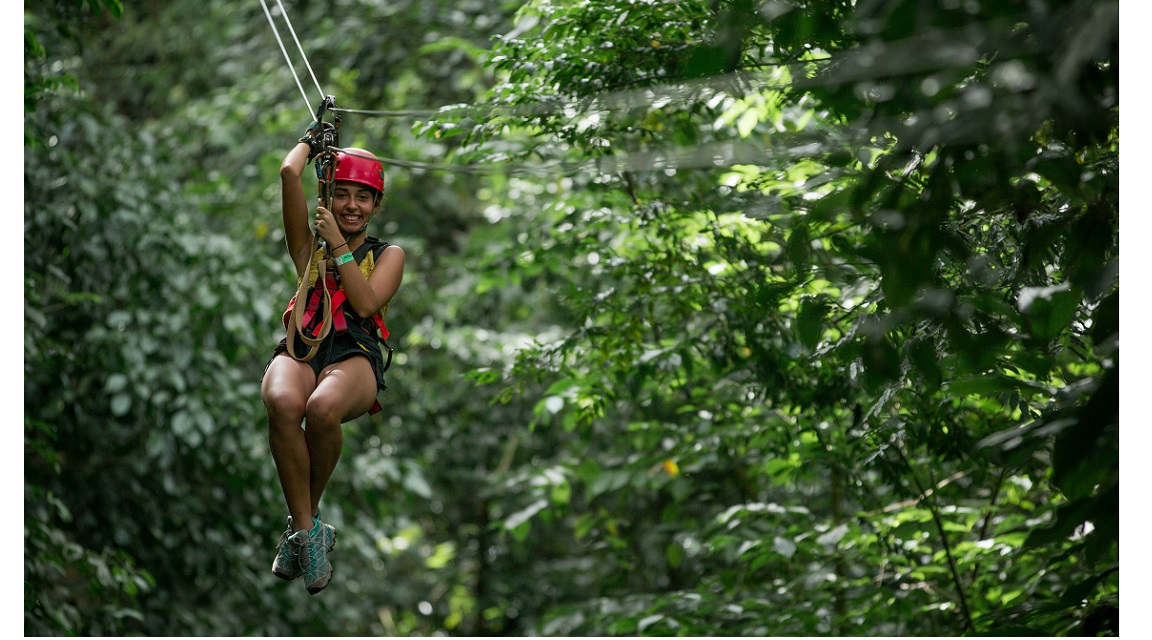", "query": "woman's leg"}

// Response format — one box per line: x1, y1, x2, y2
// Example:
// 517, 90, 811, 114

304, 355, 379, 517
262, 354, 318, 531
